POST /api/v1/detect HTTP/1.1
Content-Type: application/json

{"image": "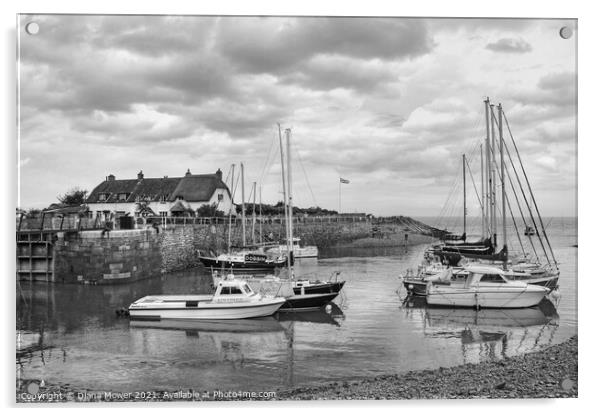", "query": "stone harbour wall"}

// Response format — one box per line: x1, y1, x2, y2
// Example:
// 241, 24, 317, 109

50, 220, 374, 284
53, 229, 162, 284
